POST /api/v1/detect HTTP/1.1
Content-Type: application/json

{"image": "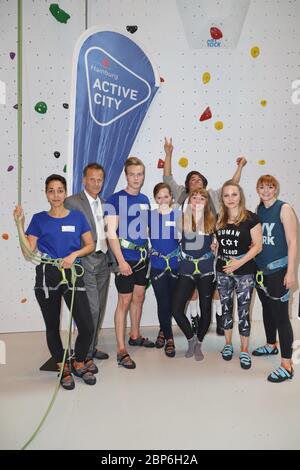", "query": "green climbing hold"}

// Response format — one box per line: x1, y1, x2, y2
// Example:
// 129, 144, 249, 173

49, 4, 71, 24
63, 164, 67, 173
34, 101, 47, 114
